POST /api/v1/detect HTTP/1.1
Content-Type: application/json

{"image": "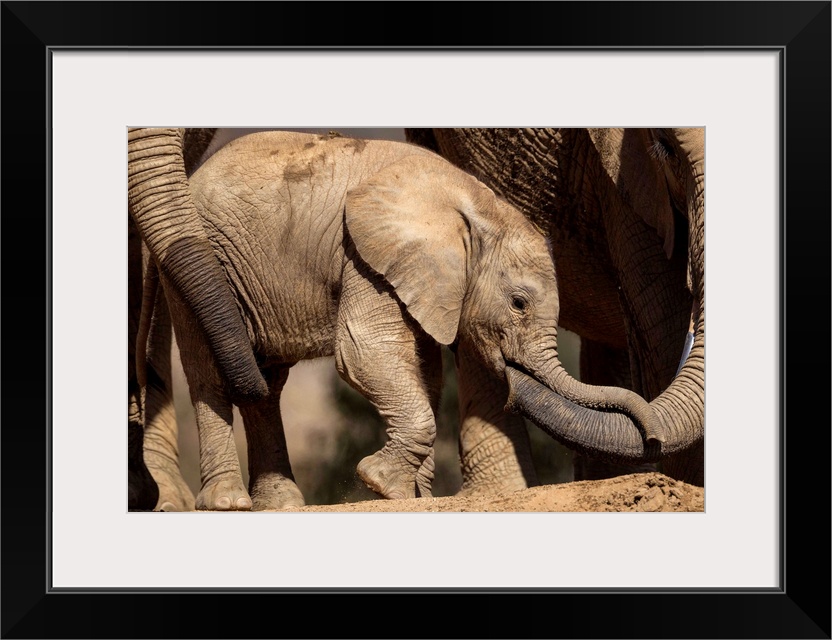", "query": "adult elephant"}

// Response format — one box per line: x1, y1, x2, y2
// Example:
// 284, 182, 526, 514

127, 127, 268, 510
405, 128, 704, 488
